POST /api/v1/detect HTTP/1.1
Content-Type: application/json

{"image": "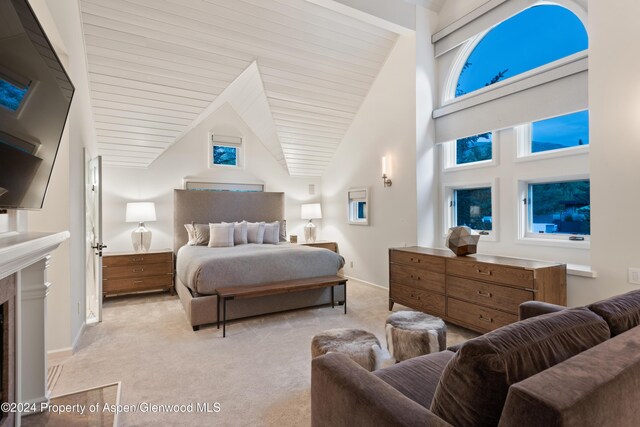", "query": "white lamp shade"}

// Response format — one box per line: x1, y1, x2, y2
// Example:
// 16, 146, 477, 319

301, 203, 322, 220
126, 202, 156, 223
